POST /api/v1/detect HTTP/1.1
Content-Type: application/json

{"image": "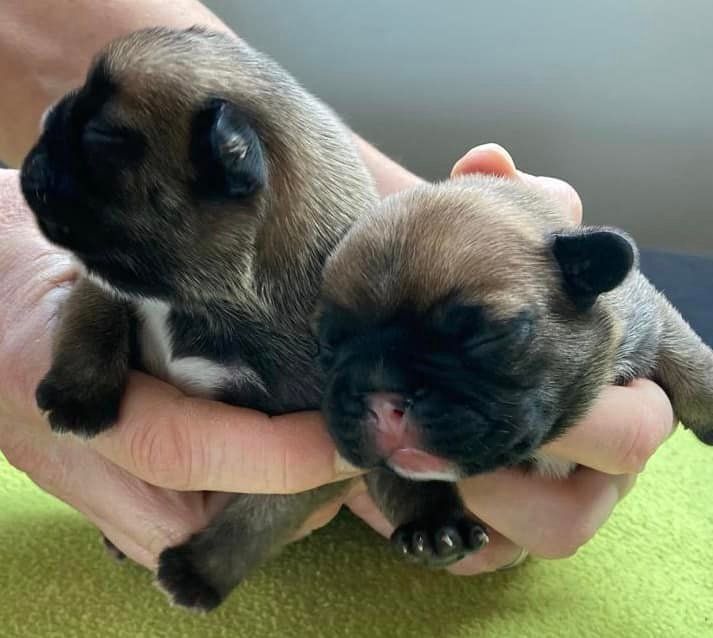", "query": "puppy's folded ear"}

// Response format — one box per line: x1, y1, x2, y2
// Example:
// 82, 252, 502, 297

552, 227, 637, 310
190, 98, 267, 198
